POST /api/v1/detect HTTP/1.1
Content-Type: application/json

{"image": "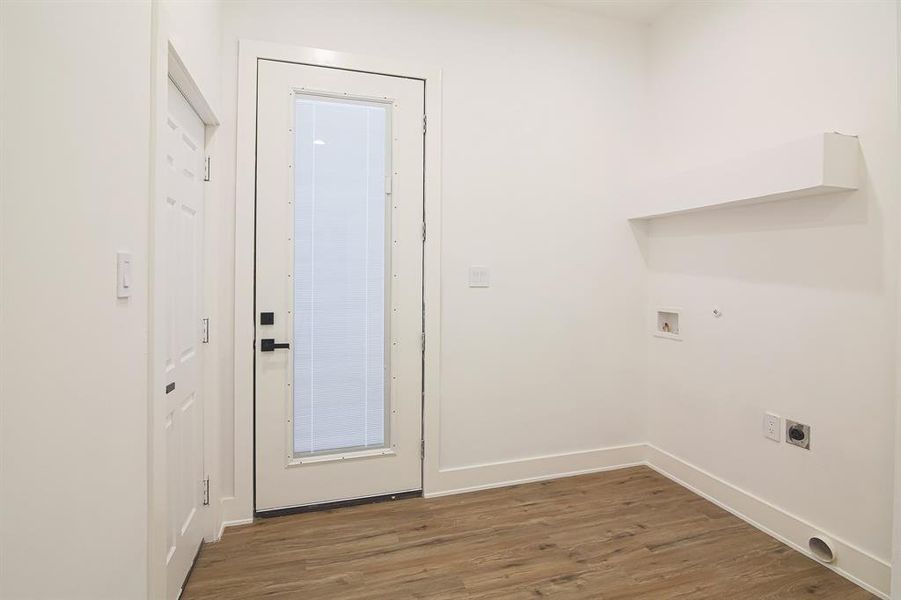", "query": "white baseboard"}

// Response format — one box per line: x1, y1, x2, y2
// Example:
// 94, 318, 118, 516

216, 516, 254, 542
424, 443, 646, 498
213, 496, 254, 541
644, 444, 891, 599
